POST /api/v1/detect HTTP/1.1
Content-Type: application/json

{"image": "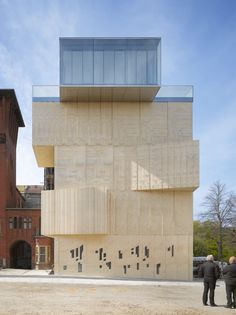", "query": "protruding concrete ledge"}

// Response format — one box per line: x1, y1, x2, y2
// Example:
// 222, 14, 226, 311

42, 186, 109, 236
33, 145, 54, 167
